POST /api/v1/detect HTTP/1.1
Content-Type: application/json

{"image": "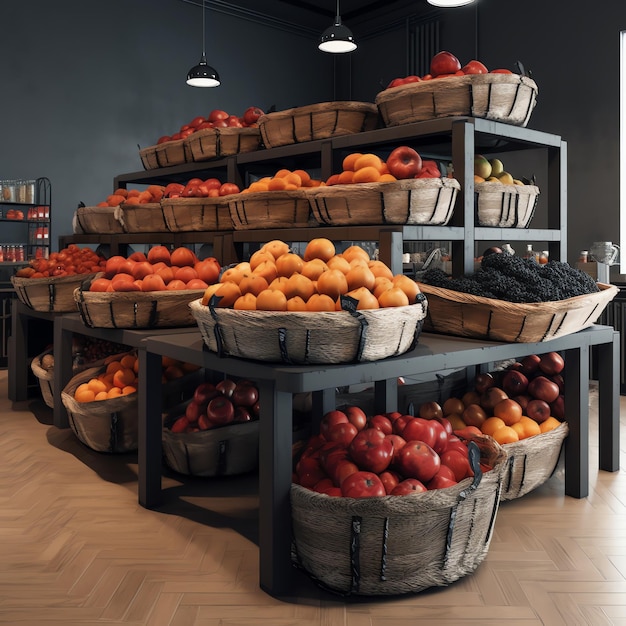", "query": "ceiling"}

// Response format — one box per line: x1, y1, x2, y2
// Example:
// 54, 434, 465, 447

198, 0, 434, 32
